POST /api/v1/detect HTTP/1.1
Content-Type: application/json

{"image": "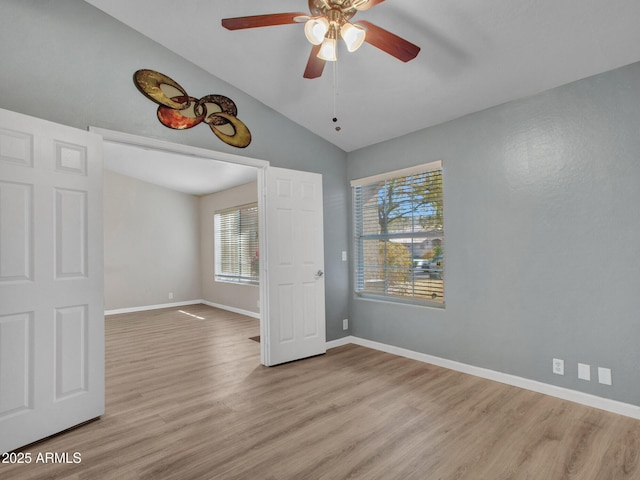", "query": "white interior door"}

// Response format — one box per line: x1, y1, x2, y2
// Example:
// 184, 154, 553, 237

0, 108, 104, 453
263, 166, 326, 366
